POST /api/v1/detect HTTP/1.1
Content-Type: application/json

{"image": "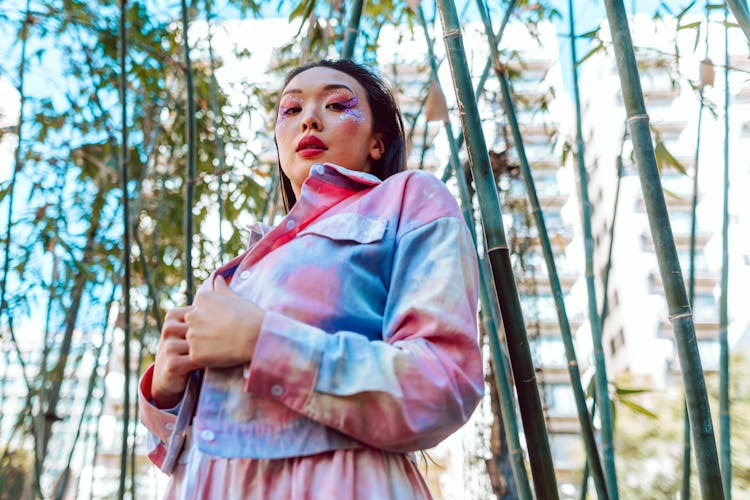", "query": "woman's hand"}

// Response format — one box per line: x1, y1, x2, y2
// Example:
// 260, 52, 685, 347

151, 307, 203, 409
184, 275, 266, 368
